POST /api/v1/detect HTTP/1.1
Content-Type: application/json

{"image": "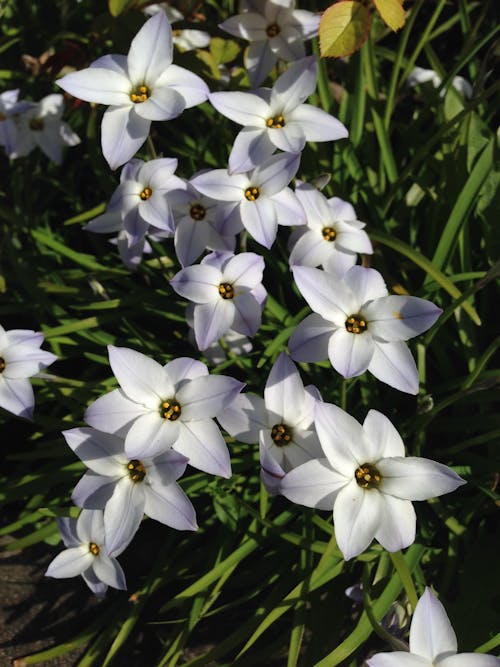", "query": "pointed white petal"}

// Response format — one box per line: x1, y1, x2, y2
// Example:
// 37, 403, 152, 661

209, 91, 268, 126
231, 292, 262, 337
328, 327, 374, 378
228, 127, 276, 174
144, 482, 198, 530
76, 508, 105, 544
145, 449, 188, 486
93, 554, 127, 588
127, 12, 173, 84
292, 265, 350, 324
219, 13, 267, 40
281, 457, 345, 510
81, 569, 108, 596
174, 218, 210, 267
268, 122, 305, 153
101, 106, 150, 170
224, 252, 264, 289
368, 340, 419, 394
72, 472, 117, 509
0, 375, 34, 419
155, 64, 208, 107
108, 345, 173, 406
410, 588, 457, 661
133, 86, 185, 121
56, 68, 131, 105
289, 104, 348, 142
314, 402, 364, 474
45, 546, 94, 578
334, 482, 382, 560
374, 494, 416, 552
288, 313, 332, 362
289, 231, 329, 268
264, 353, 305, 425
344, 266, 388, 305
240, 197, 277, 248
191, 170, 248, 202
63, 427, 125, 475
57, 517, 80, 548
438, 655, 500, 667
174, 419, 231, 477
2, 345, 56, 378
367, 654, 428, 667
253, 151, 300, 196
218, 393, 268, 443
271, 187, 306, 226
364, 296, 442, 342
378, 457, 466, 500
193, 300, 235, 350
271, 56, 317, 113
246, 40, 278, 88
170, 264, 221, 303
124, 412, 179, 459
178, 375, 244, 421
362, 409, 405, 460
104, 477, 145, 555
84, 388, 148, 434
